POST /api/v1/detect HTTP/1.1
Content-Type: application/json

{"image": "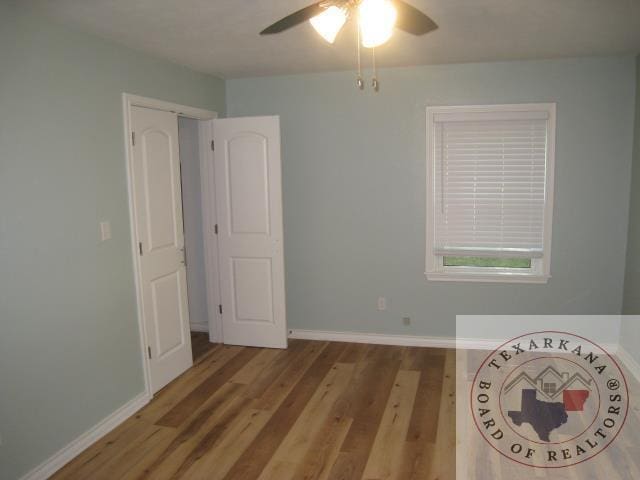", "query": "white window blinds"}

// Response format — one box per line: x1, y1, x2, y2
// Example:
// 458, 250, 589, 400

432, 109, 550, 258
